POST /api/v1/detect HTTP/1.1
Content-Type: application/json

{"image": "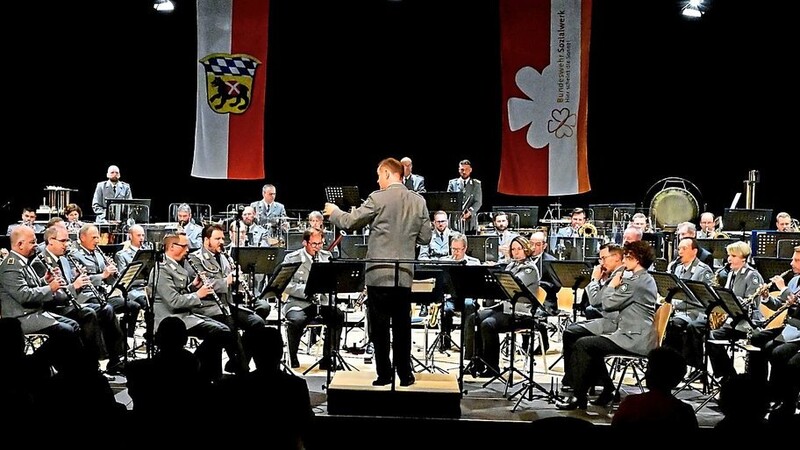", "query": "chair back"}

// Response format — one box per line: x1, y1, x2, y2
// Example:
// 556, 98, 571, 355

653, 302, 673, 347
